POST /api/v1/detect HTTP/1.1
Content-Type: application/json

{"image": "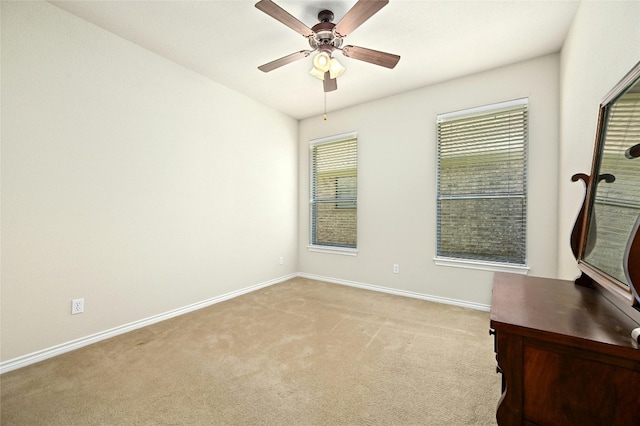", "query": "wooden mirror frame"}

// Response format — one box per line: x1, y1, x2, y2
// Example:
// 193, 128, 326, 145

571, 60, 640, 310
